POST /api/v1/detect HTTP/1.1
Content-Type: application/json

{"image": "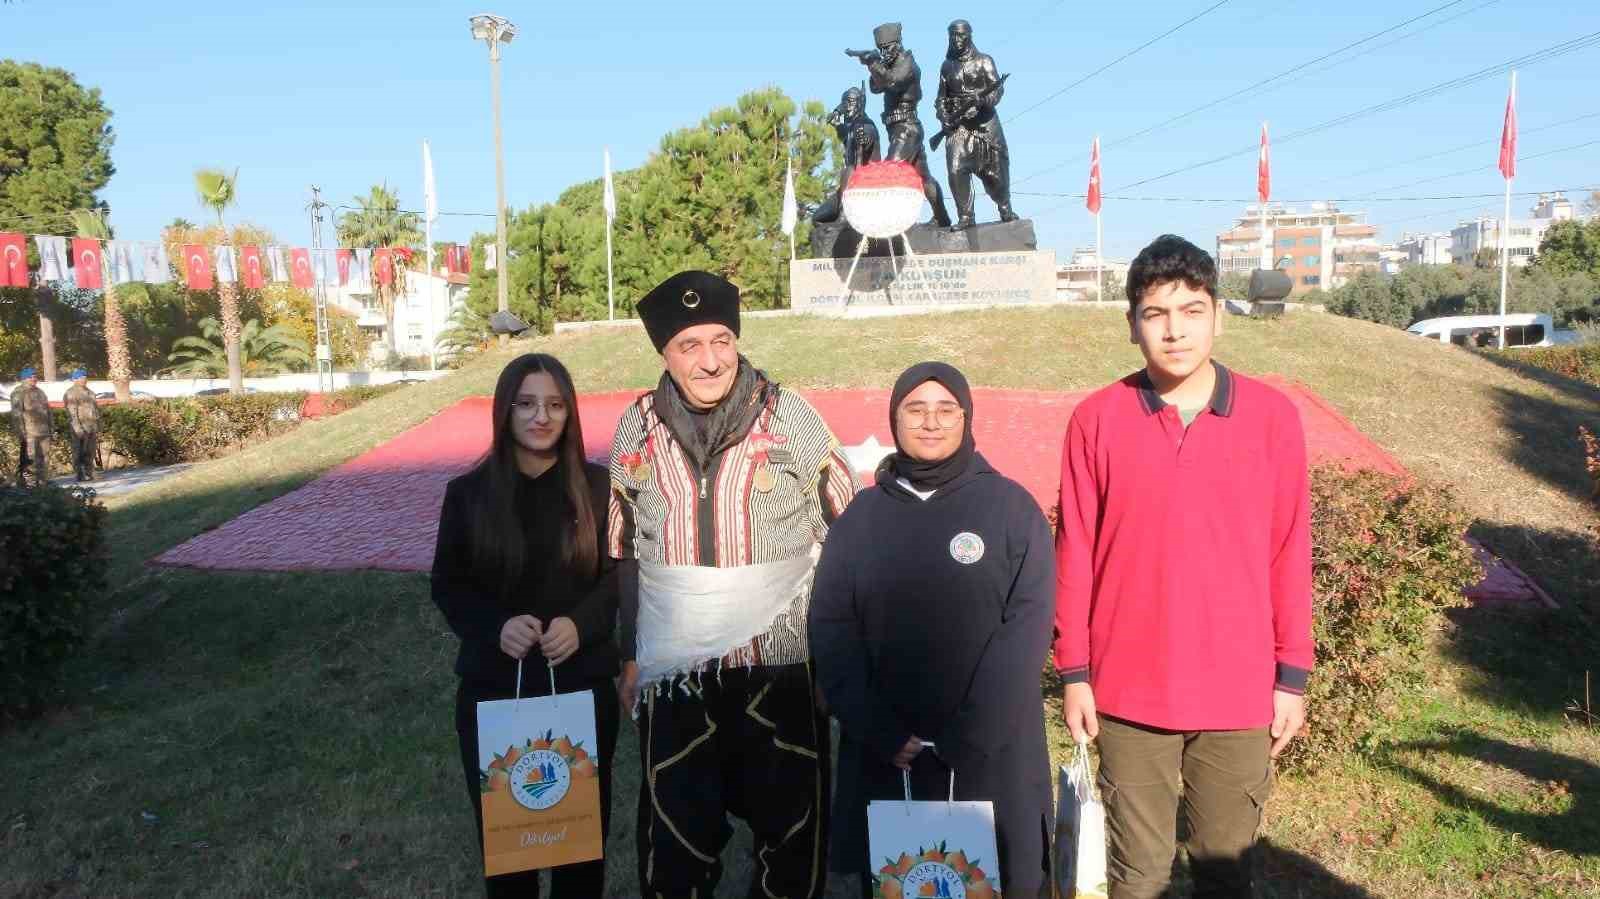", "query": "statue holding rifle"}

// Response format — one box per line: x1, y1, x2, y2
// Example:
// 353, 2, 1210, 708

933, 19, 1017, 229
846, 22, 953, 228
